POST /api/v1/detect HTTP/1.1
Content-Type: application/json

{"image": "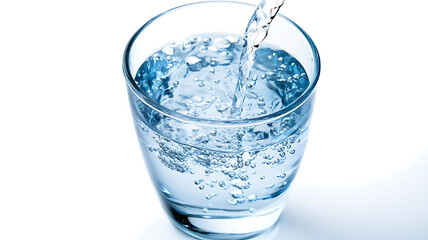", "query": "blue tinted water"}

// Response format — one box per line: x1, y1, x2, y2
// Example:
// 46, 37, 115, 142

130, 34, 312, 217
